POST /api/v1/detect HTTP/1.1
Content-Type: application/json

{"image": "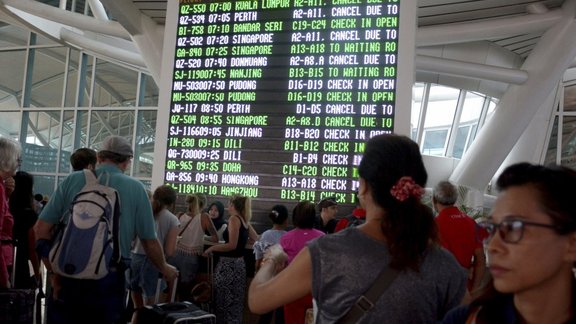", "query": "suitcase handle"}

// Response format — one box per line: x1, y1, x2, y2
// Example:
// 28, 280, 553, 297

154, 272, 179, 304
151, 302, 191, 312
